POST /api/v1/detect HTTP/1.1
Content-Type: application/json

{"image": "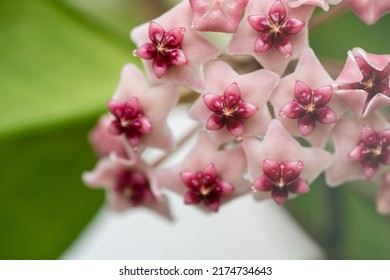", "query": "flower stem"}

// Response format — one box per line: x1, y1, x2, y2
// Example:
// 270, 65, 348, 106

152, 124, 202, 167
